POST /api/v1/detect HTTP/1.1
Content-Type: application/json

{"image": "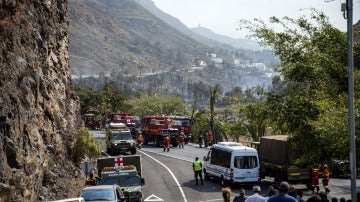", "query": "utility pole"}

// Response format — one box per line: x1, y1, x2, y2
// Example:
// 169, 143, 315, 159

343, 0, 357, 201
